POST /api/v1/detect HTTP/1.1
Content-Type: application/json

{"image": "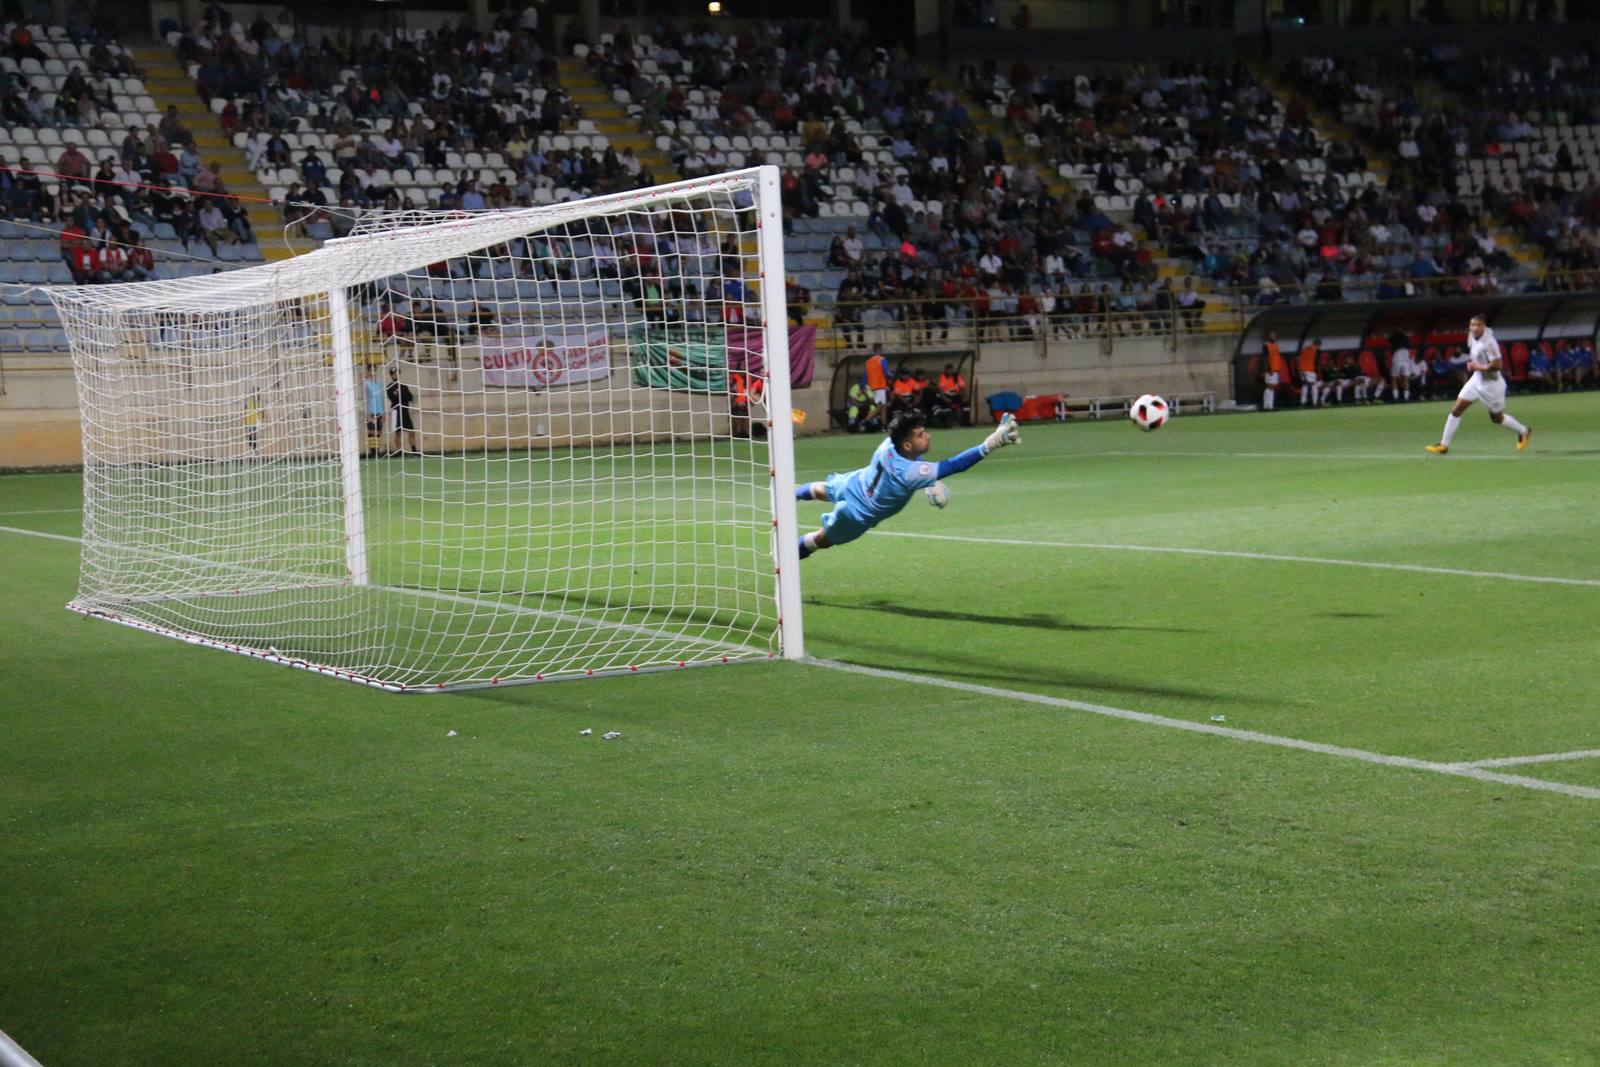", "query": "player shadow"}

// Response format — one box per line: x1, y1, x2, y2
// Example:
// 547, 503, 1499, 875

805, 597, 1197, 634
1313, 611, 1384, 619
835, 652, 1243, 705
